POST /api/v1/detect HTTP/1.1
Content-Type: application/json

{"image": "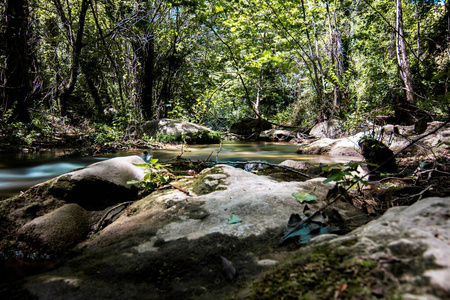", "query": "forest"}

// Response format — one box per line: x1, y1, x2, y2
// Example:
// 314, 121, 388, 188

0, 0, 449, 147
1, 1, 450, 298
